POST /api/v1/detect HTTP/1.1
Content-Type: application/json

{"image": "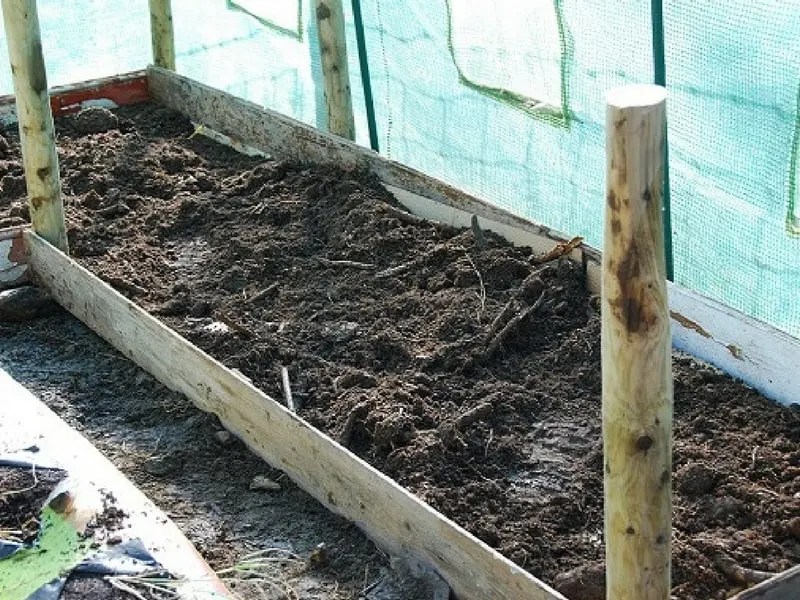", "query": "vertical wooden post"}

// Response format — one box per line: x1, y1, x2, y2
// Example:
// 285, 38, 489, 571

1, 0, 68, 252
314, 0, 356, 140
149, 0, 176, 70
603, 84, 672, 600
